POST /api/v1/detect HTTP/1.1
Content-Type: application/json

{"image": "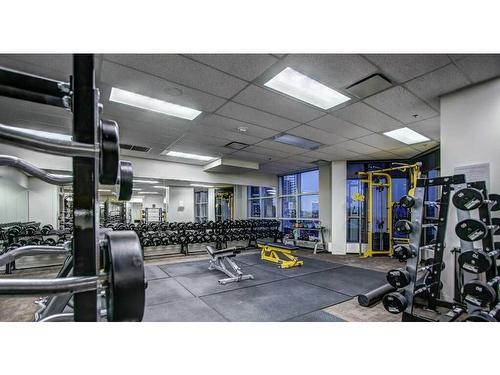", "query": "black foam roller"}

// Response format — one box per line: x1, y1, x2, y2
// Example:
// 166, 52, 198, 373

357, 283, 396, 307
